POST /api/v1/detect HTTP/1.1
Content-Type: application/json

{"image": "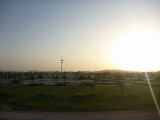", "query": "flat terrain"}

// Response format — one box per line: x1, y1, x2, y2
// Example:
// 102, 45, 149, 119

0, 84, 160, 119
0, 84, 160, 111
